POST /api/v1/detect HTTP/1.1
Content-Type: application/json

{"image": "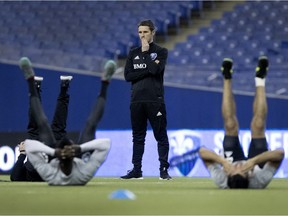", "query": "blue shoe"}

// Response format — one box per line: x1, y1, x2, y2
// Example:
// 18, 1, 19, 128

102, 60, 116, 81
